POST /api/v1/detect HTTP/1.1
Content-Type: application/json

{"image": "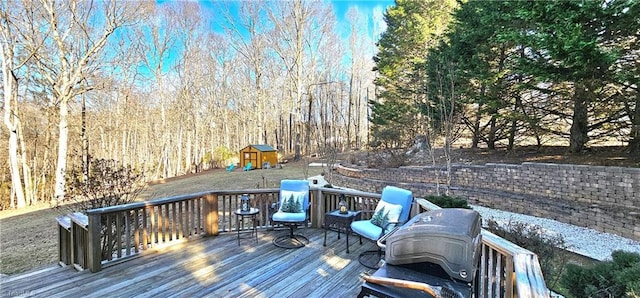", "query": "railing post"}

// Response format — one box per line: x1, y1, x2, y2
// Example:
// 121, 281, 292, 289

310, 188, 323, 228
56, 216, 72, 266
204, 194, 219, 236
86, 212, 102, 272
